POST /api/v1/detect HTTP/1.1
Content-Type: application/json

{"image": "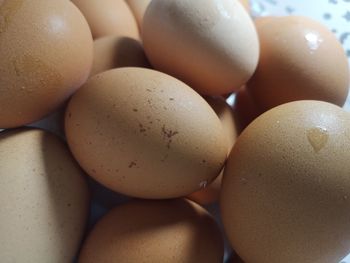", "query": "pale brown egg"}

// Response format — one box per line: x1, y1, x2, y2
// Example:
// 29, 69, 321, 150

188, 96, 238, 205
72, 0, 139, 39
79, 199, 224, 263
125, 0, 151, 31
65, 67, 227, 199
221, 100, 350, 263
247, 16, 350, 111
90, 35, 150, 76
0, 0, 93, 128
142, 0, 259, 95
0, 129, 89, 263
